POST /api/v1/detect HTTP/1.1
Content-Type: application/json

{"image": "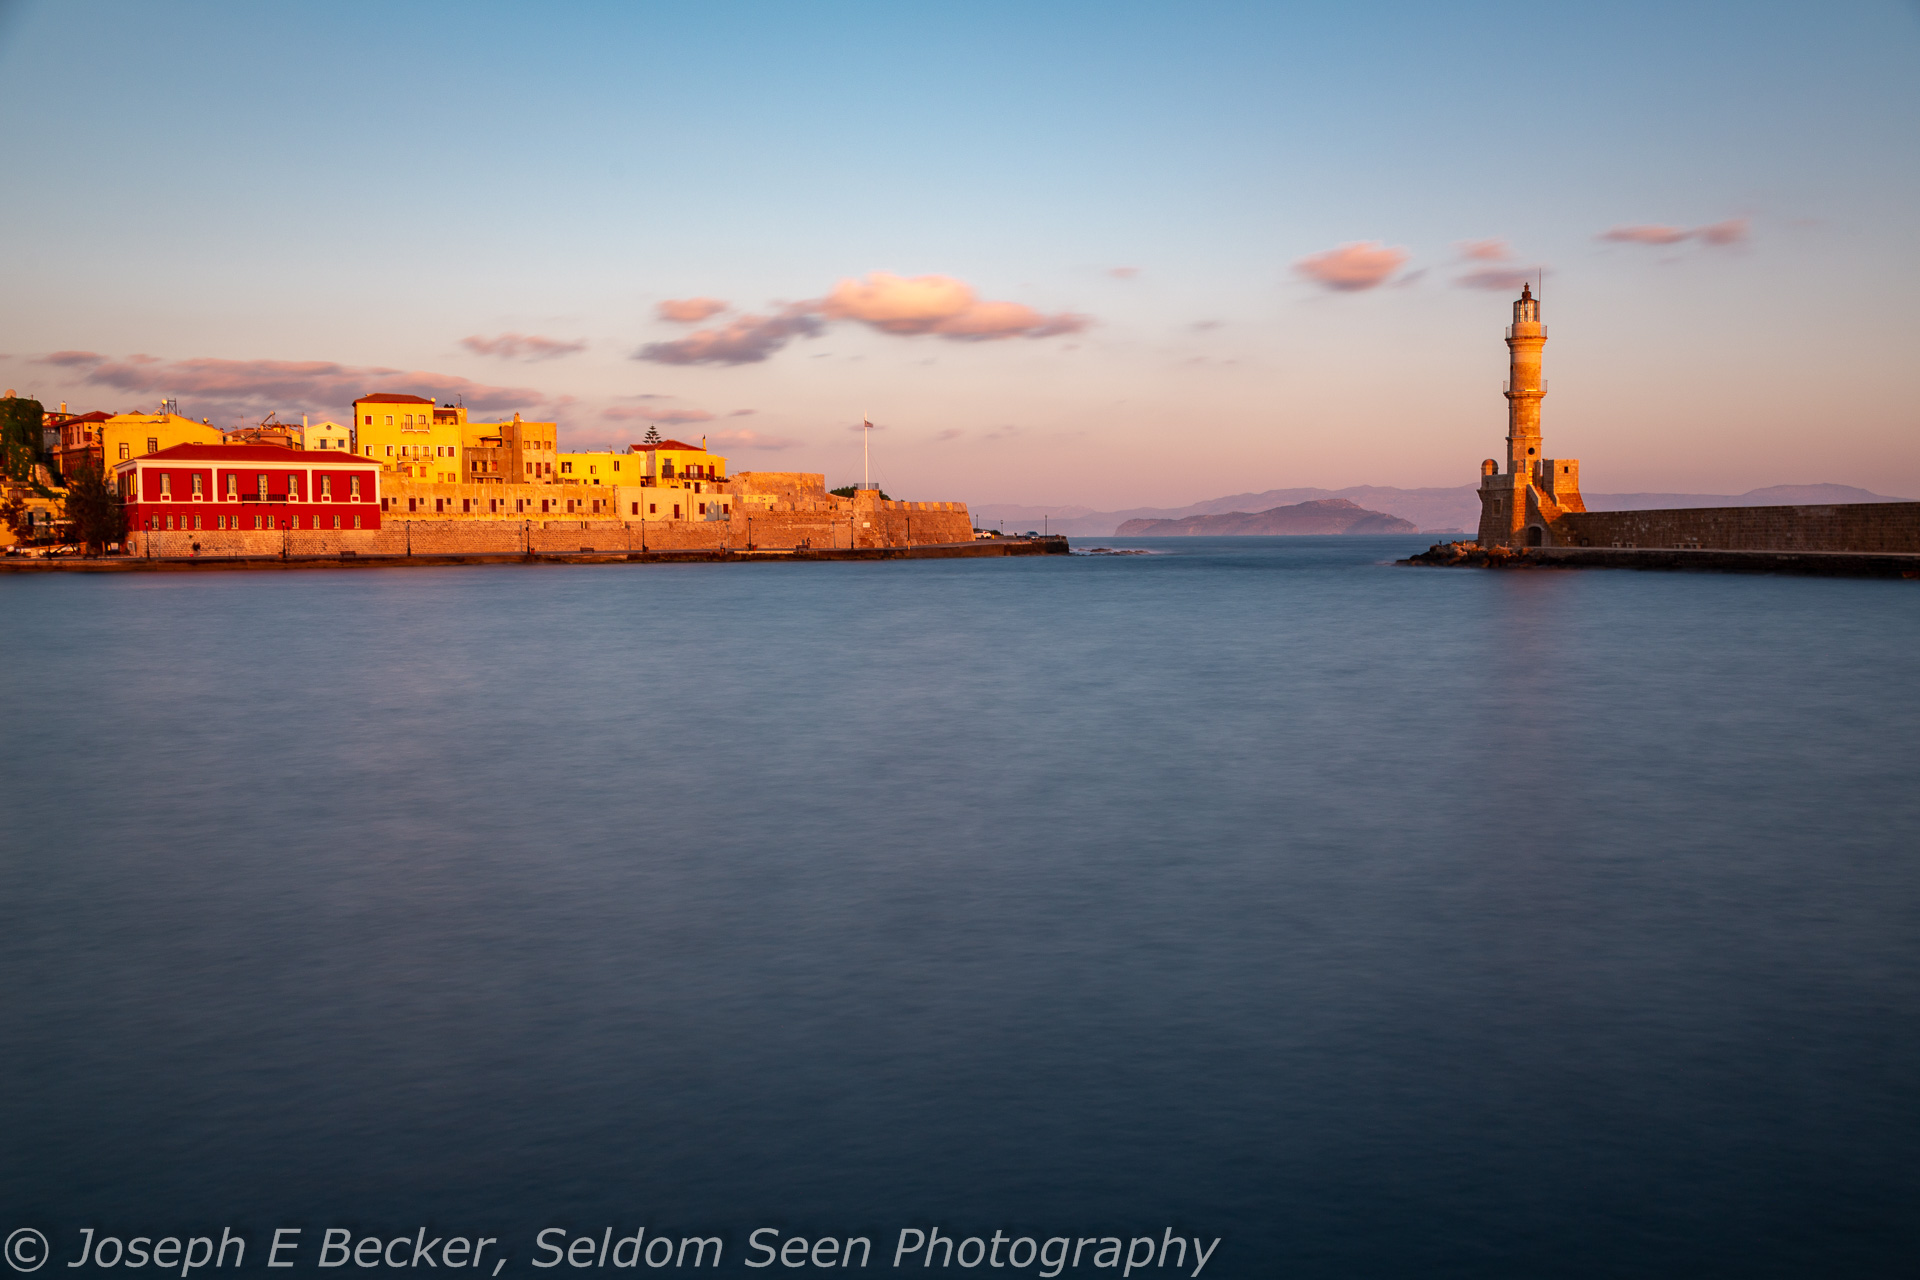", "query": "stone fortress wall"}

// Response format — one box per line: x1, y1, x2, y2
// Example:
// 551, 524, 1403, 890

1549, 502, 1920, 554
125, 471, 976, 558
